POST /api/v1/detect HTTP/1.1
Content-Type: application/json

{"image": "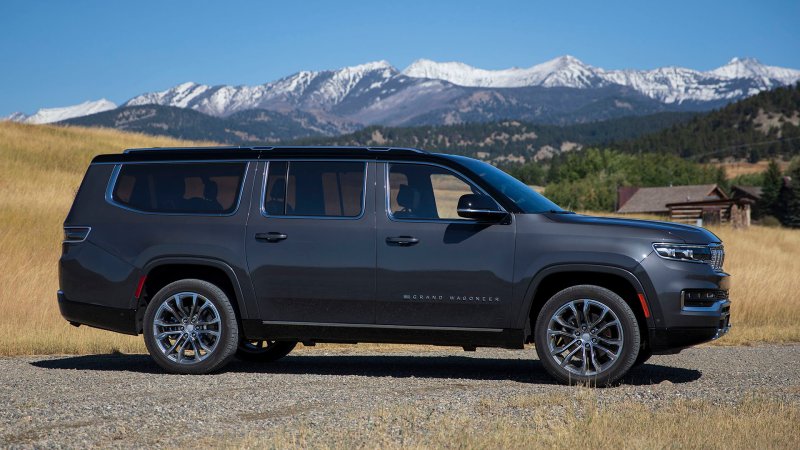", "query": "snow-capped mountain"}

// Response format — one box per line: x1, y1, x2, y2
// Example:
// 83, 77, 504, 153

402, 55, 605, 89
402, 56, 800, 104
709, 57, 800, 85
125, 61, 398, 117
121, 56, 800, 121
5, 99, 116, 124
6, 56, 799, 129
